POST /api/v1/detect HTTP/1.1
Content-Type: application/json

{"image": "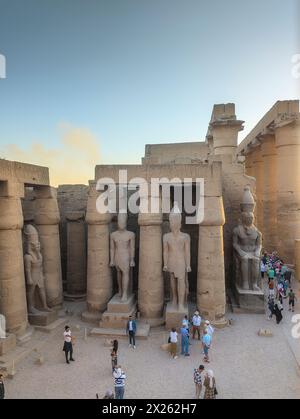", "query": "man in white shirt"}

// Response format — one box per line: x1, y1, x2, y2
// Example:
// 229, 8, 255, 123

113, 366, 126, 399
192, 311, 201, 340
63, 325, 75, 364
